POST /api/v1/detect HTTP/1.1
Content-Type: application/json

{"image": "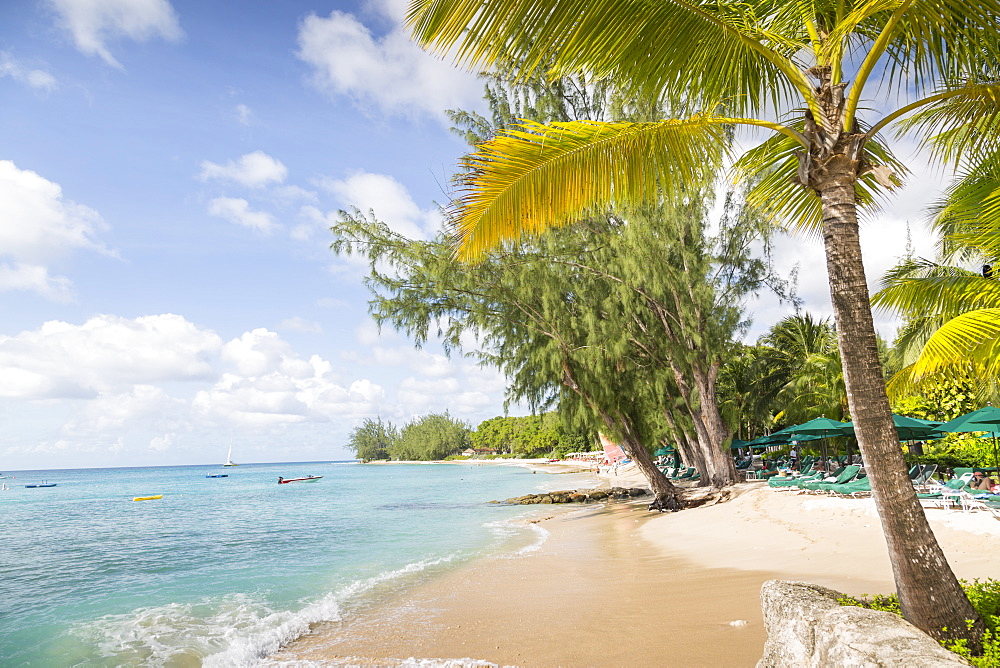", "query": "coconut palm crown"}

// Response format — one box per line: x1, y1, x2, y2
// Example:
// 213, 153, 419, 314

406, 0, 1000, 647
